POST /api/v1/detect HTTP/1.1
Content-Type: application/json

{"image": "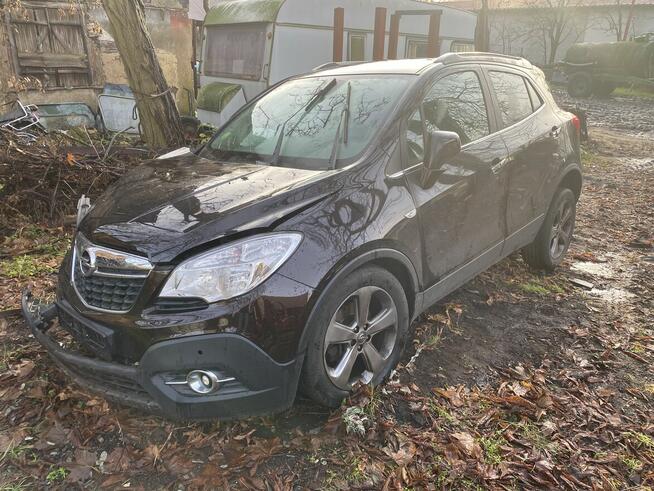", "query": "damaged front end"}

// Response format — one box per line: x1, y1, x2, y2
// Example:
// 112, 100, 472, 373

22, 283, 303, 420
21, 291, 160, 413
